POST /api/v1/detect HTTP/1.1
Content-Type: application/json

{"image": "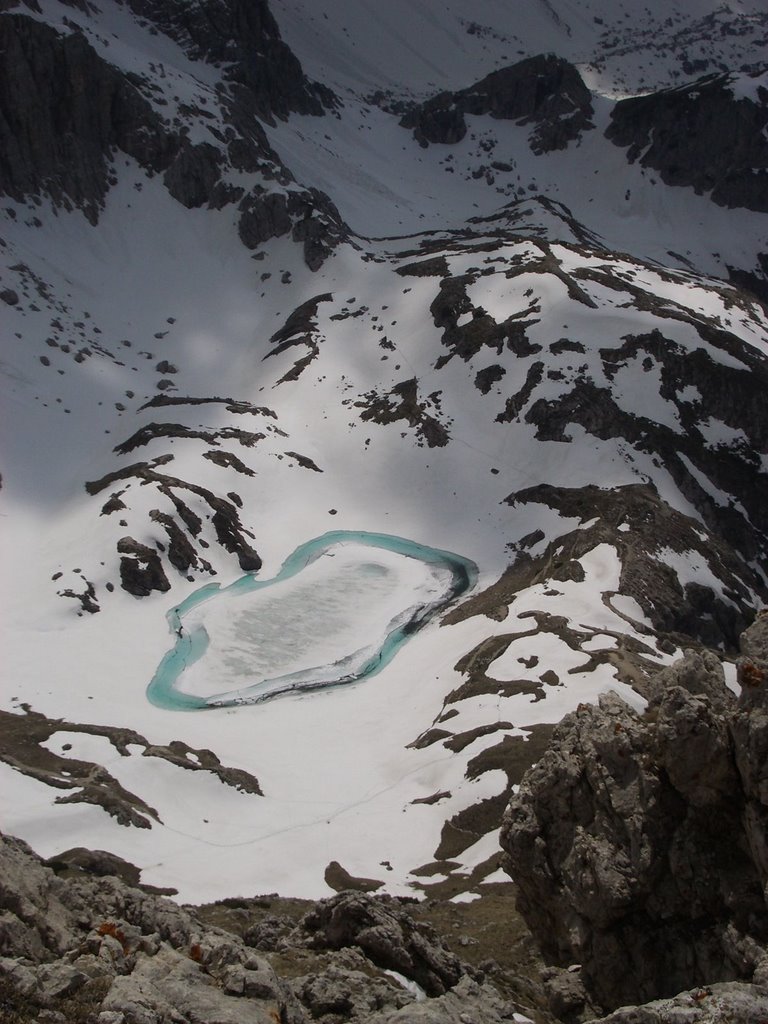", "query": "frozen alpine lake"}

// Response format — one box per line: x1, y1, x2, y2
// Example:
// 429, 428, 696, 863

149, 531, 477, 709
